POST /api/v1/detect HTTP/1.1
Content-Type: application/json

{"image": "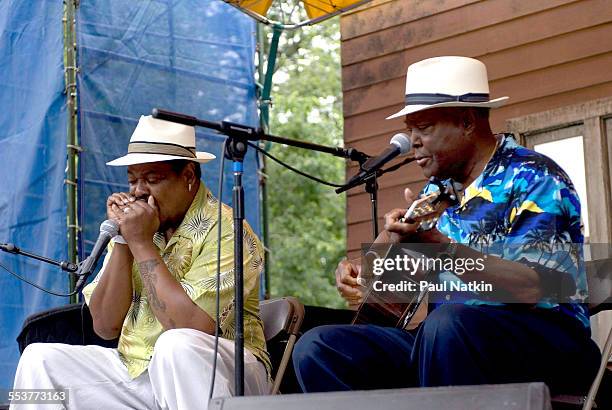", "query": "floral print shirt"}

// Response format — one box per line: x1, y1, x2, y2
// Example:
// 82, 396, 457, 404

83, 184, 270, 378
431, 134, 589, 329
